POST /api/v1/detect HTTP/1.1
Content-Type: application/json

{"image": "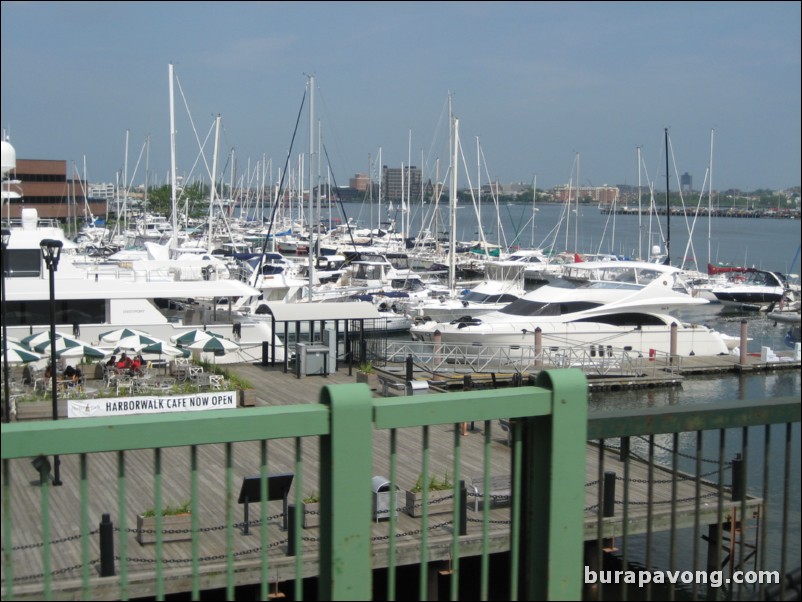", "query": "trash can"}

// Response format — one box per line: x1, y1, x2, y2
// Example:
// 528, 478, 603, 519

296, 342, 329, 378
406, 380, 429, 396
371, 476, 402, 522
